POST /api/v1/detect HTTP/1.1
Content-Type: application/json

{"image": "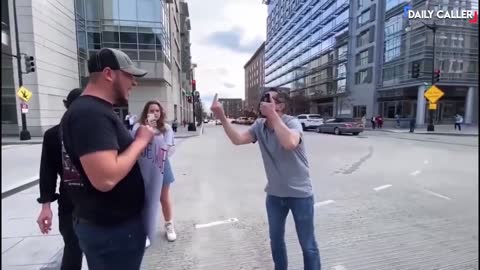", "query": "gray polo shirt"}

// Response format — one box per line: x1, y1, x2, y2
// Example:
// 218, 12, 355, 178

248, 114, 313, 198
